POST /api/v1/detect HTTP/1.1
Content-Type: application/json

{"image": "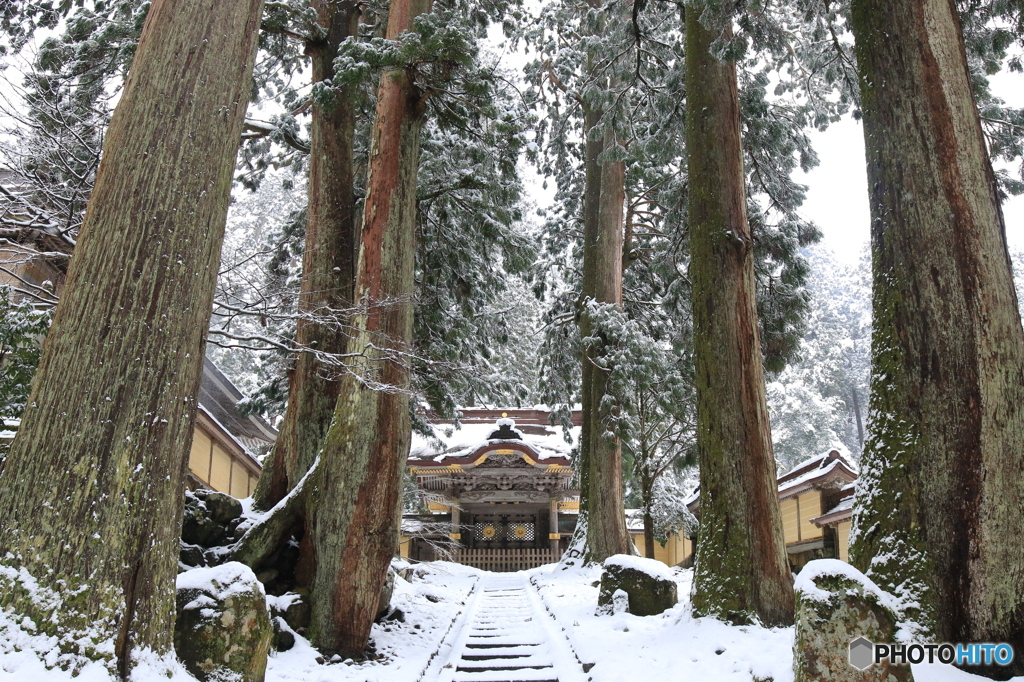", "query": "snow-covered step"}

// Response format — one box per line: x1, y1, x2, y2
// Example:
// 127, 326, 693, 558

425, 573, 588, 682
